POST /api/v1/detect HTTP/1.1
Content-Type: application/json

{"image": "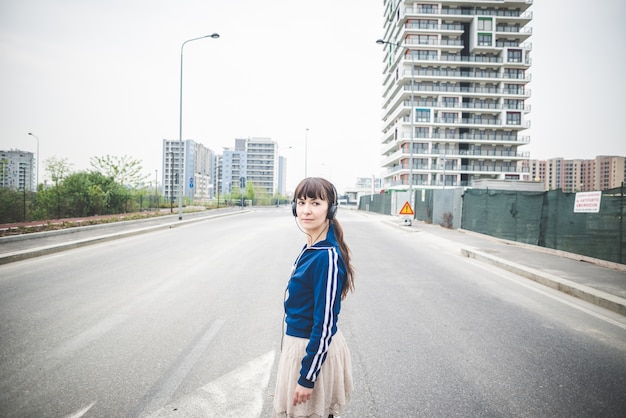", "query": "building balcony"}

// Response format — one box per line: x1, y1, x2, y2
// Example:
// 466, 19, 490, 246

405, 22, 464, 33
400, 83, 531, 99
496, 25, 533, 35
405, 38, 464, 51
384, 163, 529, 177
402, 5, 533, 21
403, 67, 532, 82
383, 83, 531, 111
438, 54, 532, 67
432, 117, 531, 129
382, 98, 530, 130
398, 131, 530, 144
497, 41, 532, 50
382, 147, 530, 168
